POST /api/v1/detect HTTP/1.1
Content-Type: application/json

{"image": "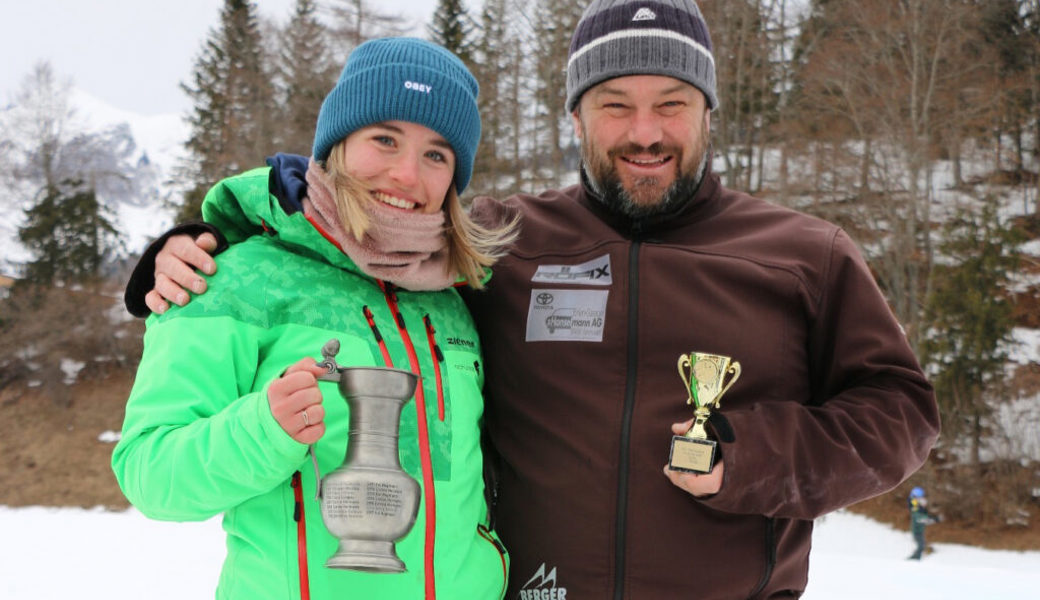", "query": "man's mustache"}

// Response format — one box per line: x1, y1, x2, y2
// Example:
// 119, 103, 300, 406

606, 142, 682, 159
